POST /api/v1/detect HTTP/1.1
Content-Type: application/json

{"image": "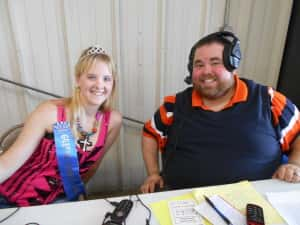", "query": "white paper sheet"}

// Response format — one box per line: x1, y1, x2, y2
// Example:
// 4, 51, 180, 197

266, 191, 300, 225
168, 199, 204, 225
194, 195, 246, 225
